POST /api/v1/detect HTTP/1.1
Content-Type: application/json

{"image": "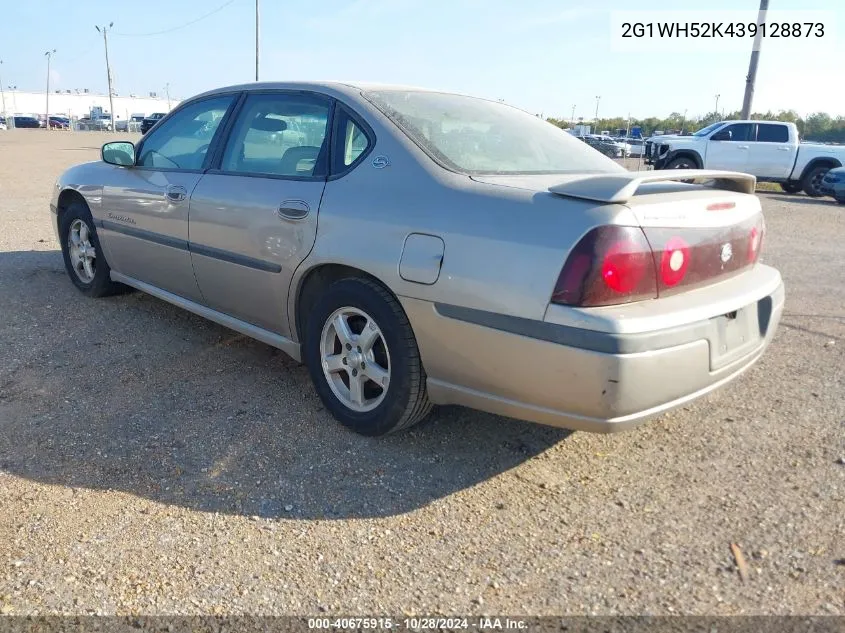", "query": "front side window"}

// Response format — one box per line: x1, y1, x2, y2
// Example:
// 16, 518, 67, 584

756, 124, 789, 143
714, 123, 754, 142
137, 96, 234, 170
220, 93, 331, 178
364, 89, 623, 175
